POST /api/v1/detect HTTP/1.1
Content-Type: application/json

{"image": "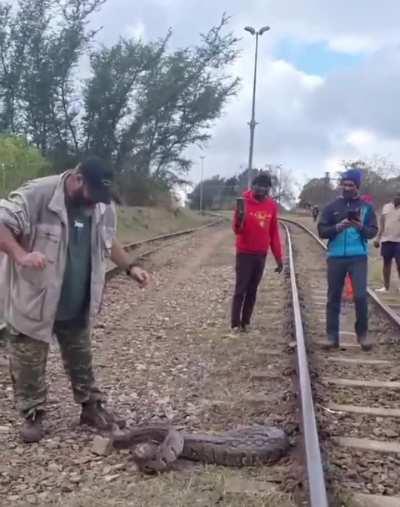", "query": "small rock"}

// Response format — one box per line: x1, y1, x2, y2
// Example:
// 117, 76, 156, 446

73, 456, 92, 465
48, 463, 61, 472
112, 463, 126, 472
104, 474, 120, 482
92, 435, 112, 456
384, 429, 399, 438
69, 474, 81, 484
0, 425, 10, 433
